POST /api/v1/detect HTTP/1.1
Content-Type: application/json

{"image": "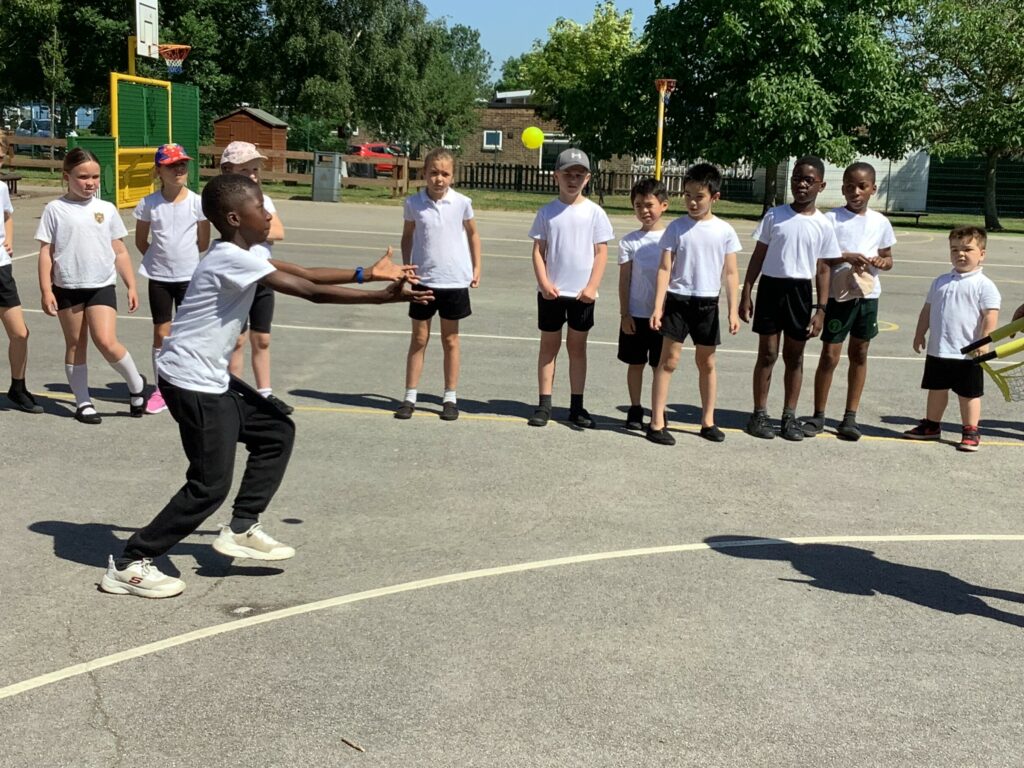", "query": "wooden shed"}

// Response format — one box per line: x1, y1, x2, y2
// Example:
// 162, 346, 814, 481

213, 107, 288, 173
